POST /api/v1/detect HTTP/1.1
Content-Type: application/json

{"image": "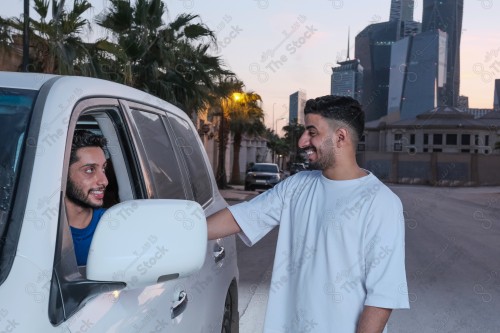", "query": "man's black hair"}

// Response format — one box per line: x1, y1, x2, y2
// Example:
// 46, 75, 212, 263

304, 95, 365, 141
70, 130, 108, 165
